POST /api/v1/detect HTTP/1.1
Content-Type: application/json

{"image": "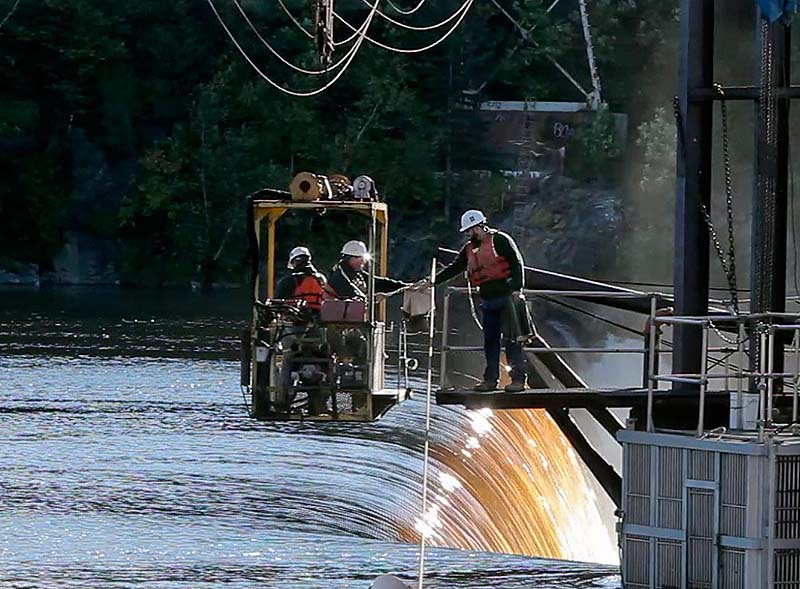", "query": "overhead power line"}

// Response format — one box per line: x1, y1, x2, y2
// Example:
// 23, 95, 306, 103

276, 0, 314, 39
385, 0, 429, 16
233, 0, 359, 75
0, 0, 22, 30
206, 0, 378, 97
355, 0, 470, 32
334, 0, 475, 54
